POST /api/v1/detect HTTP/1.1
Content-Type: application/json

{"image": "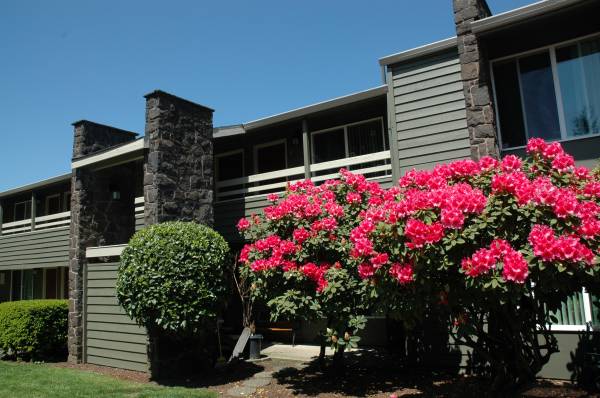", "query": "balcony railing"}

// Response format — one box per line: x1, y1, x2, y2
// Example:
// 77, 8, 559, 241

1, 211, 71, 236
215, 150, 392, 202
